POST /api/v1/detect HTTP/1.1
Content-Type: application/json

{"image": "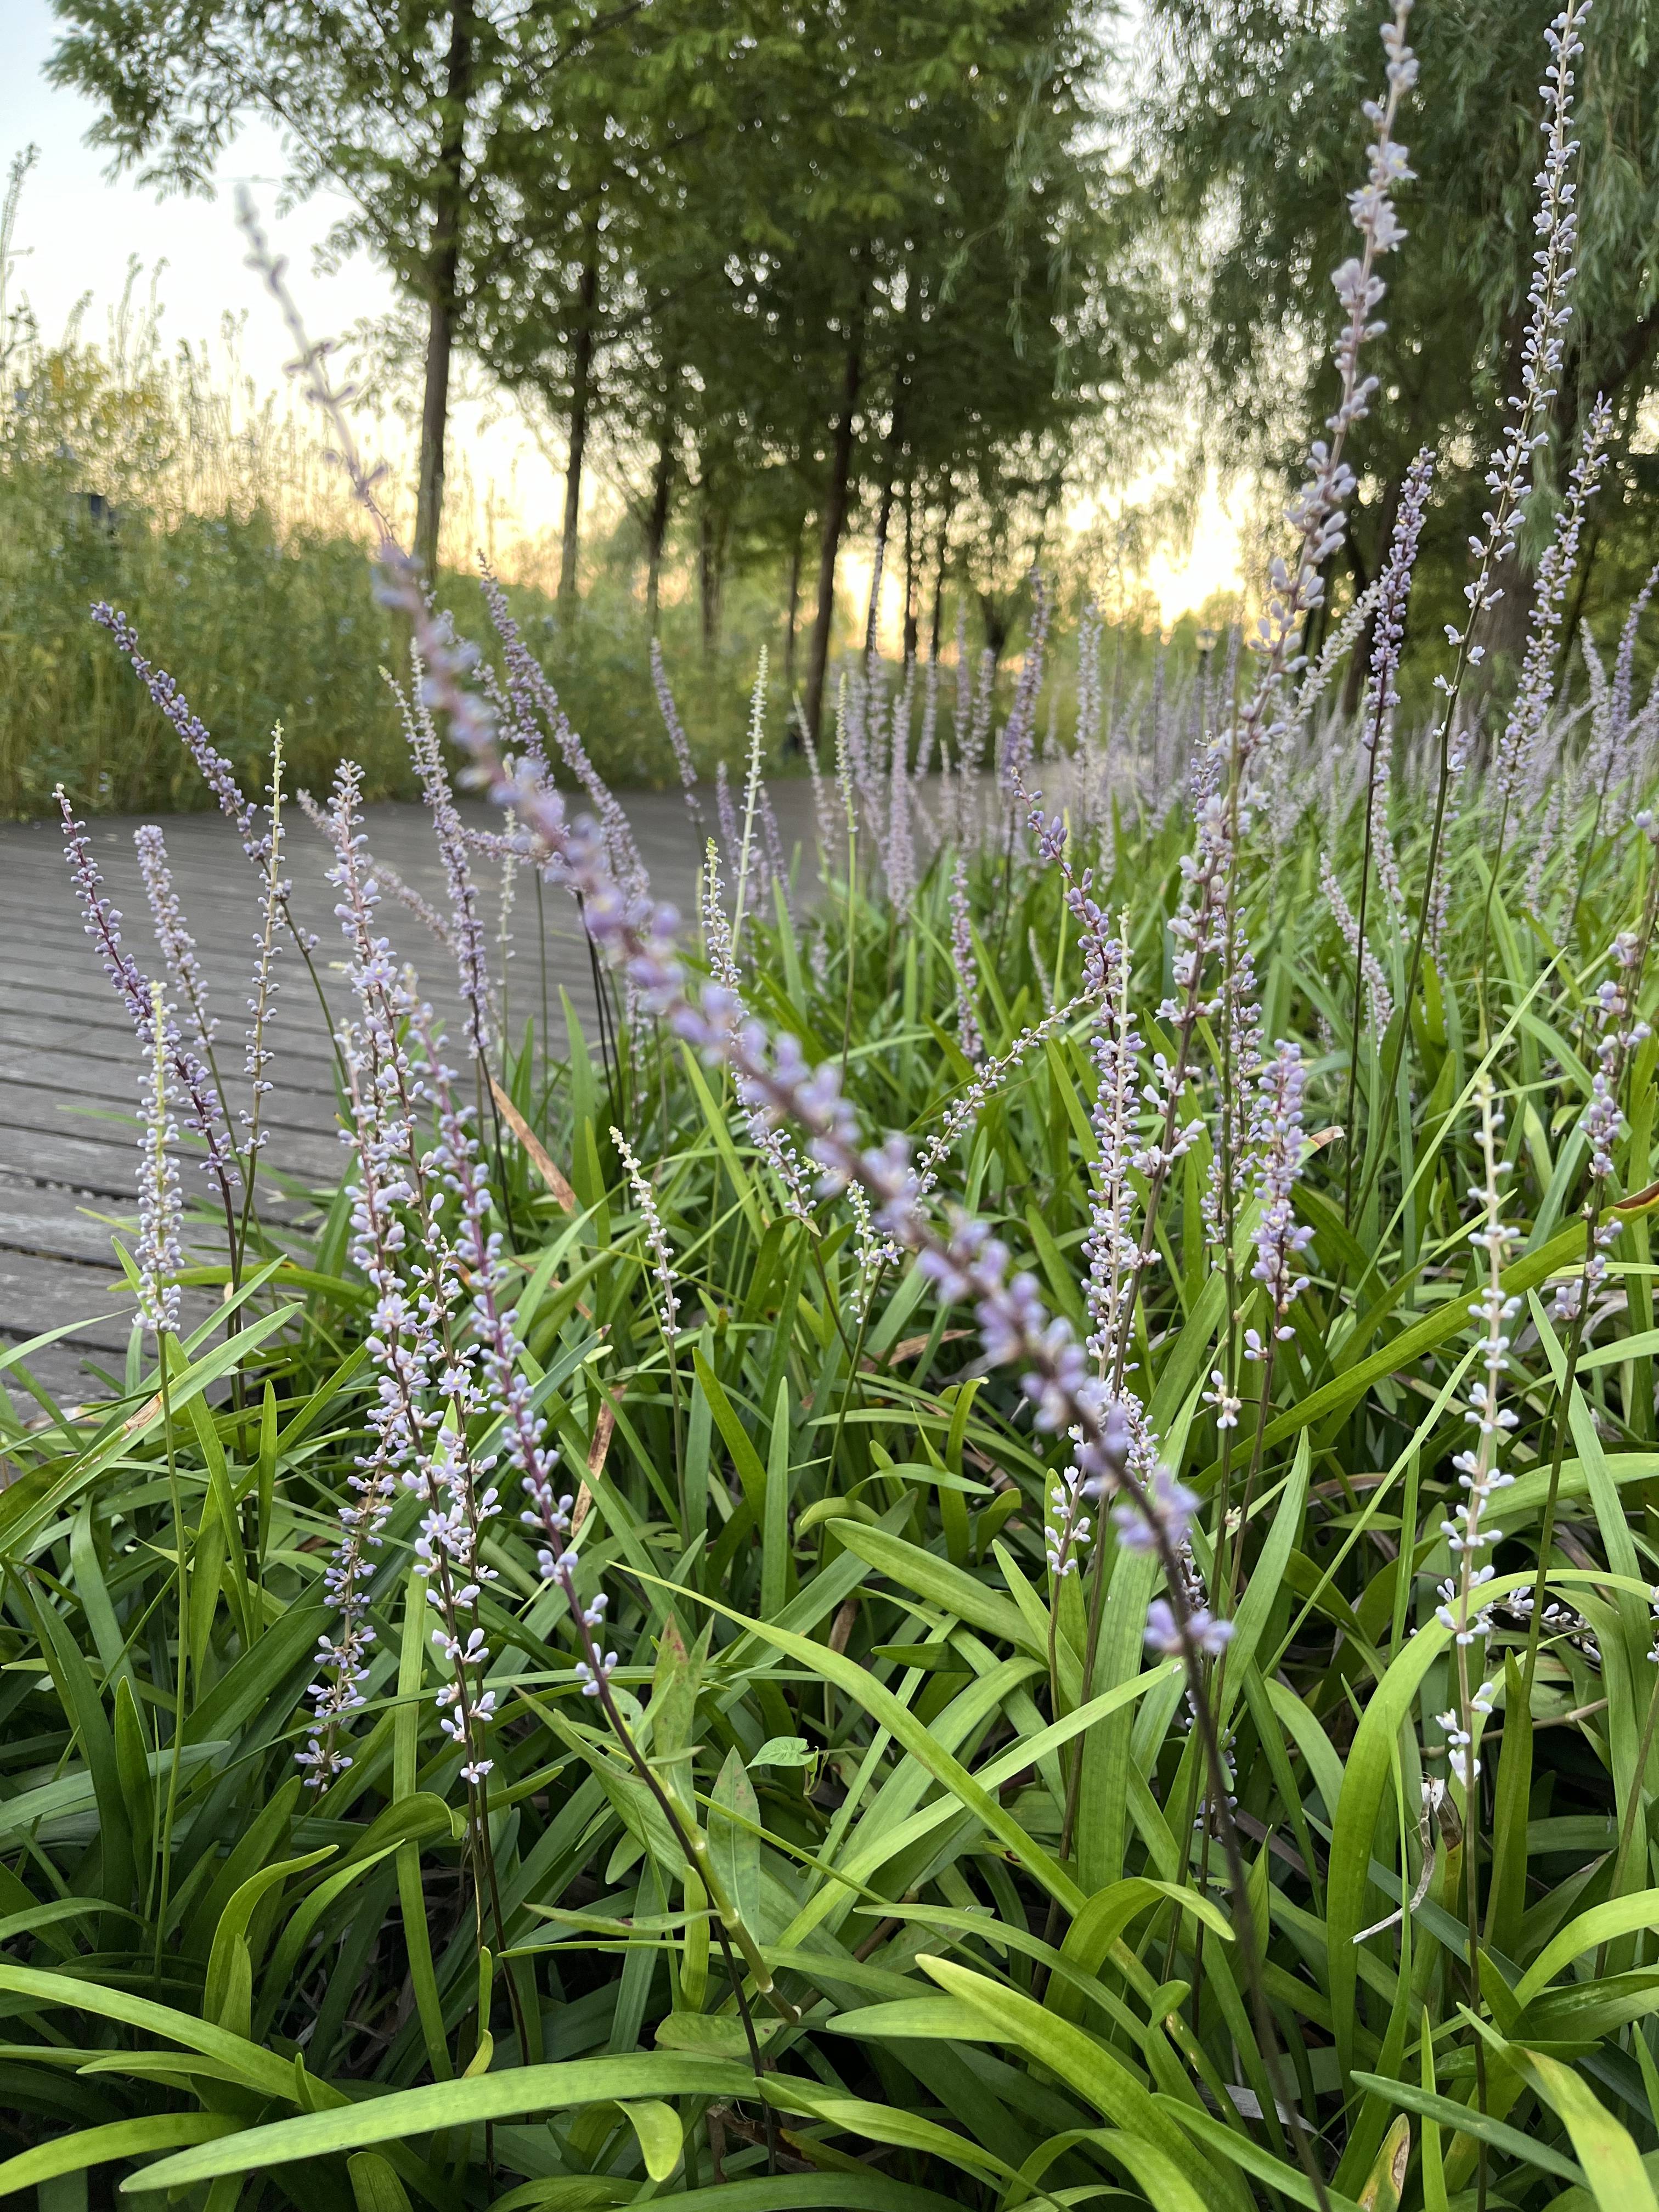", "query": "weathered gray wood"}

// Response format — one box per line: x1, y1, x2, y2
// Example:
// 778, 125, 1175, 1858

0, 782, 823, 1398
